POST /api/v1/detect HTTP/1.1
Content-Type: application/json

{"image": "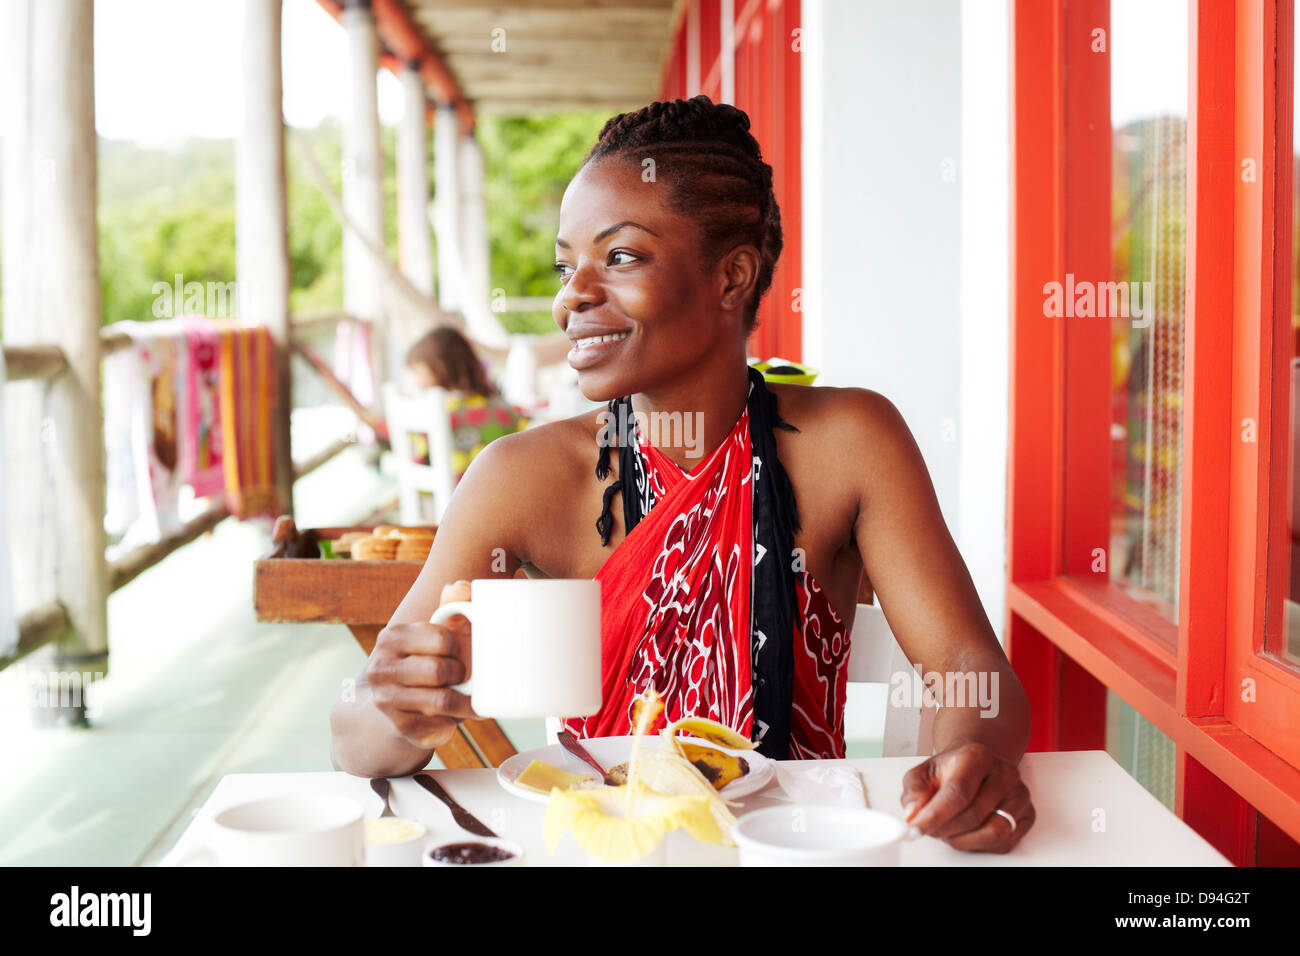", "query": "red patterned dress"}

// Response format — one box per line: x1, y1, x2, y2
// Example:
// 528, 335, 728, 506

561, 401, 852, 759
